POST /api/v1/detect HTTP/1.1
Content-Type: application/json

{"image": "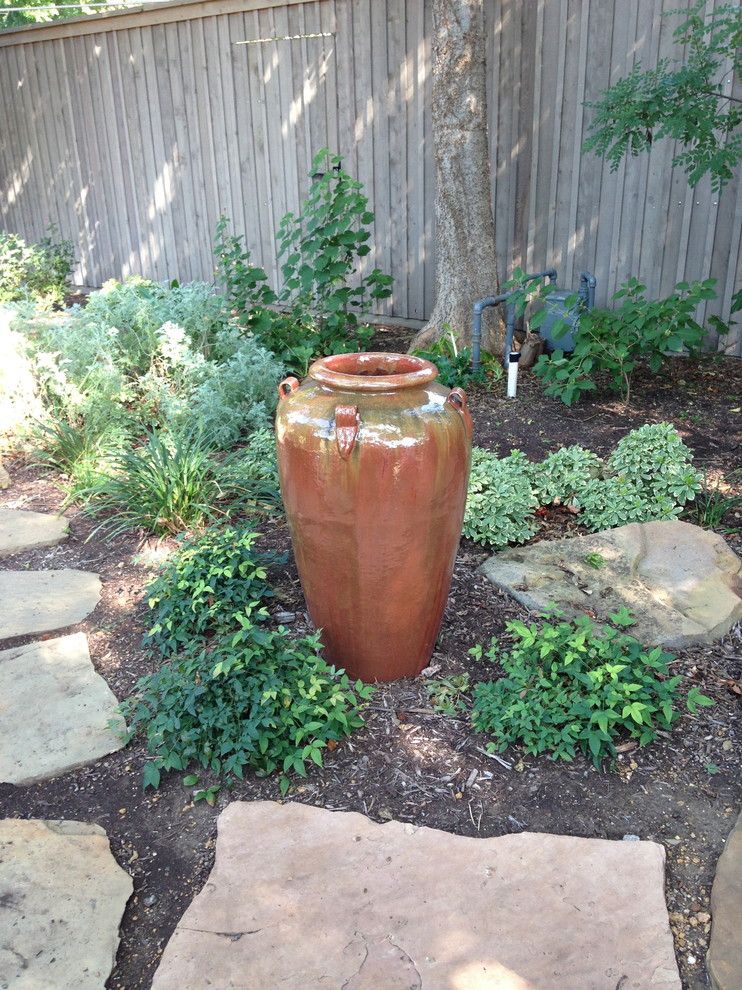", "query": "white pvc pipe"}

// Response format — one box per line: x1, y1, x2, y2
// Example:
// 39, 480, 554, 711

507, 352, 520, 399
